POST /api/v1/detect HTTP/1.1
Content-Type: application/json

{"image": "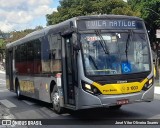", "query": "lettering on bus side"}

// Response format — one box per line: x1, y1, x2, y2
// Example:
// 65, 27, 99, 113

20, 80, 34, 93
103, 89, 117, 92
